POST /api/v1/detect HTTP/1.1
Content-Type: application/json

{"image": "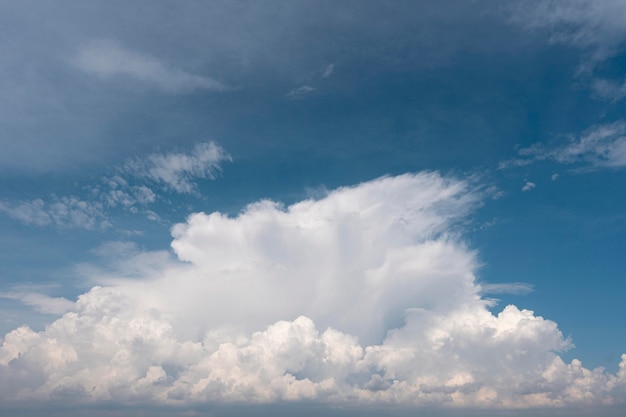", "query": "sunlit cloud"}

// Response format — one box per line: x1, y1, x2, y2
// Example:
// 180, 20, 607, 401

1, 173, 624, 408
